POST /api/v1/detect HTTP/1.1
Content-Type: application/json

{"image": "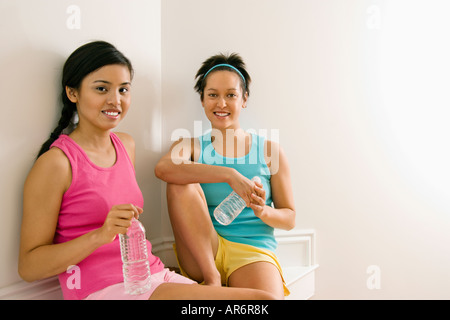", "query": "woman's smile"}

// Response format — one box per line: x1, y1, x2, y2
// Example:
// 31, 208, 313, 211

101, 109, 122, 120
213, 111, 231, 119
